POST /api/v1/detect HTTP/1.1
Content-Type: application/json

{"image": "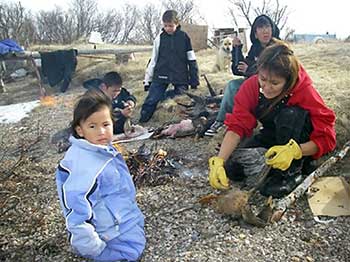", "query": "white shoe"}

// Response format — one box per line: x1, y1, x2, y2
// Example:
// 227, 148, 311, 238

204, 121, 223, 136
